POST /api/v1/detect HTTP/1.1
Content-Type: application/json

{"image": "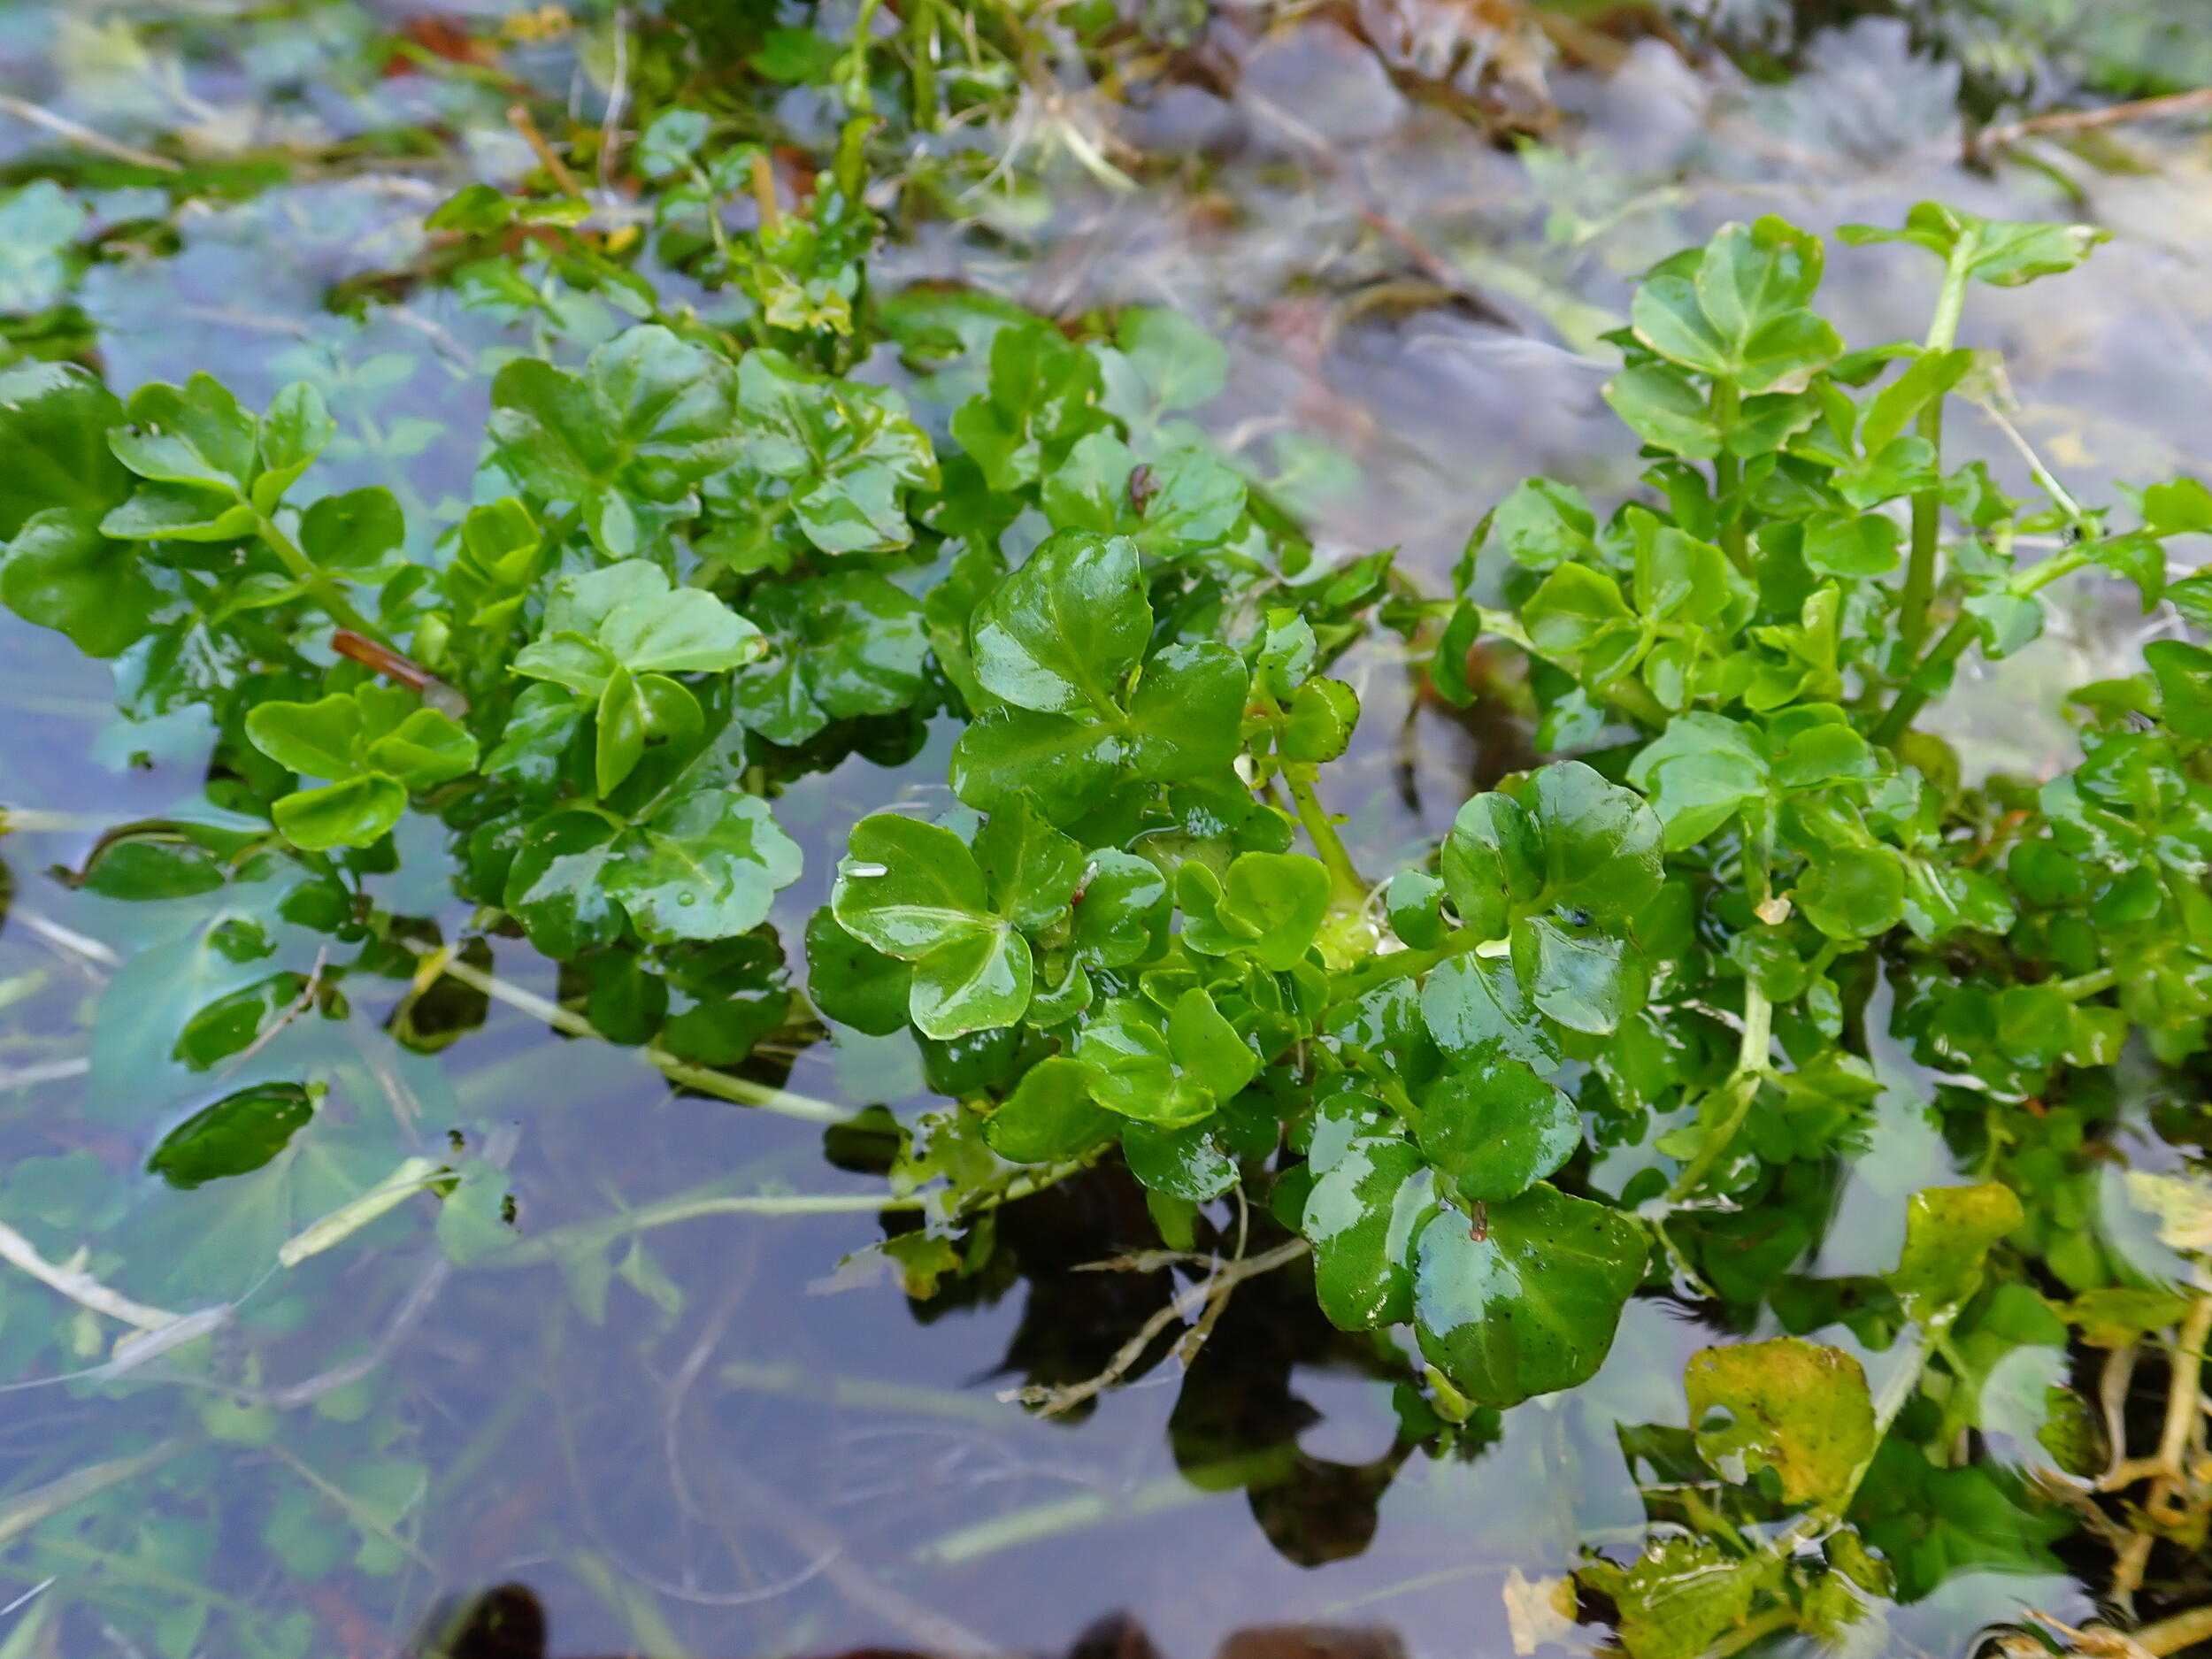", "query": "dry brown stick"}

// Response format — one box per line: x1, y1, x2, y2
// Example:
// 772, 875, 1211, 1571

0, 93, 180, 173
2137, 1602, 2212, 1656
1976, 87, 2212, 154
507, 102, 585, 196
1001, 1239, 1309, 1418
